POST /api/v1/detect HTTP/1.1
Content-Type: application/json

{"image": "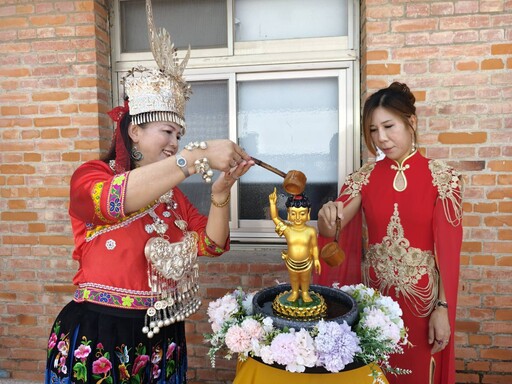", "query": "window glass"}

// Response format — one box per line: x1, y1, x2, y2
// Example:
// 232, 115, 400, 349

238, 77, 339, 221
235, 0, 348, 41
120, 0, 227, 52
179, 80, 229, 215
